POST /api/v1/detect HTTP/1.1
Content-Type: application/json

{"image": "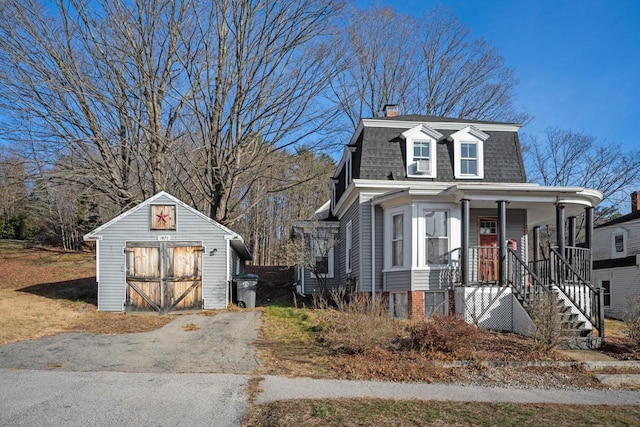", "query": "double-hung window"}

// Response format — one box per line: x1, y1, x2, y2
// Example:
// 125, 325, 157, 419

402, 124, 442, 178
460, 142, 478, 175
392, 214, 404, 267
425, 211, 449, 265
450, 126, 487, 179
413, 141, 431, 173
